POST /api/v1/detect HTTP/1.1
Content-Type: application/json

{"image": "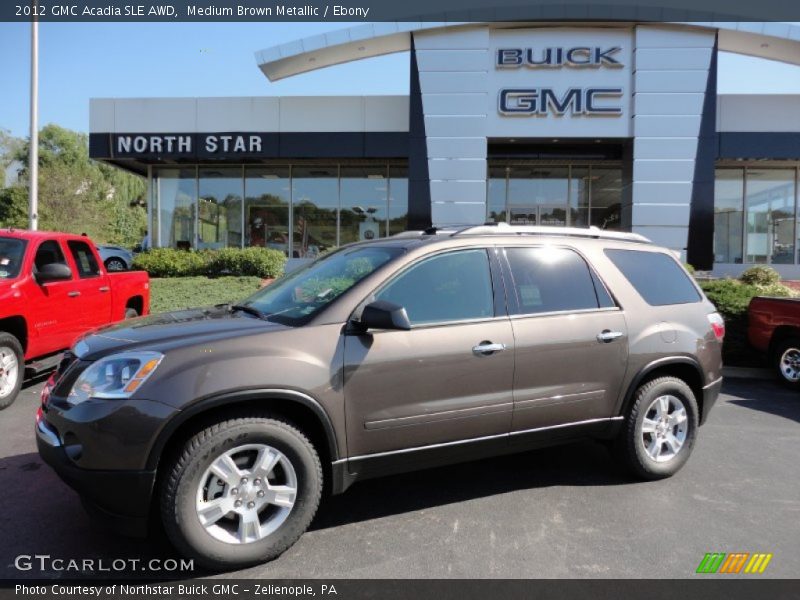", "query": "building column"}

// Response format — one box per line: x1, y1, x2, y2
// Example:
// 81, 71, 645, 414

631, 25, 717, 261
413, 28, 490, 227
